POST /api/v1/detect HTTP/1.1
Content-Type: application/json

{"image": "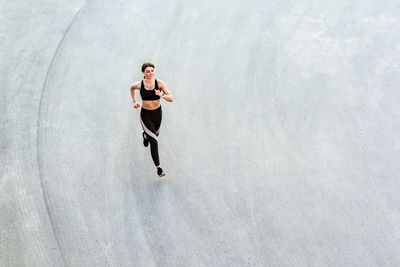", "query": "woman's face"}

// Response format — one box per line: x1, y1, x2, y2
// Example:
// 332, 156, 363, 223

143, 67, 155, 79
